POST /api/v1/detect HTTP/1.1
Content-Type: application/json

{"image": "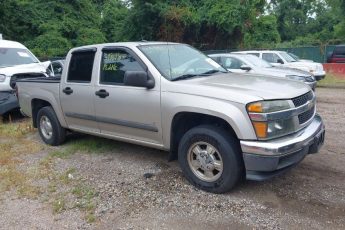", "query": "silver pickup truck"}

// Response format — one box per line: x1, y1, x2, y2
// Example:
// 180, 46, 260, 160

17, 42, 325, 193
